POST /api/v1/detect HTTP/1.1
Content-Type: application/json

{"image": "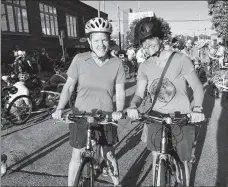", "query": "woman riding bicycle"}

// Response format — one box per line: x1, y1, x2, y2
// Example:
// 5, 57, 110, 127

52, 17, 125, 186
126, 16, 205, 186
